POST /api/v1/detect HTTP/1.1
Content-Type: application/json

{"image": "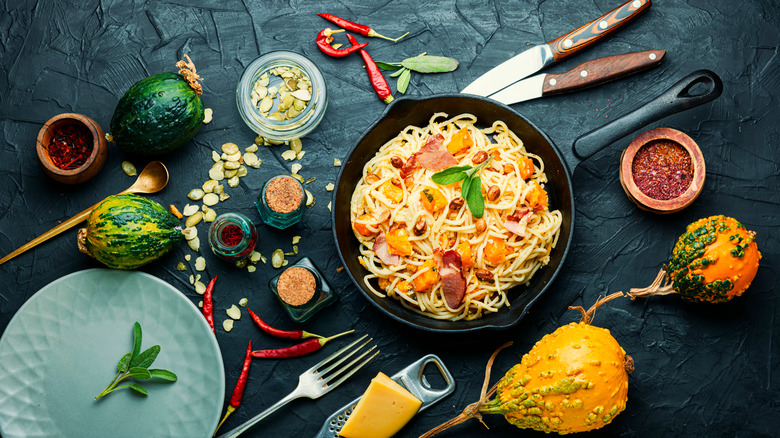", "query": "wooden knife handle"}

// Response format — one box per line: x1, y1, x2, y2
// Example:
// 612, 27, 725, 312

547, 0, 651, 62
542, 49, 665, 96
